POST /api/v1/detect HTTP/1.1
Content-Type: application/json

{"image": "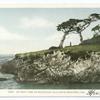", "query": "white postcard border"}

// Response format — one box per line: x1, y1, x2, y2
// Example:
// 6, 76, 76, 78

0, 3, 100, 97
